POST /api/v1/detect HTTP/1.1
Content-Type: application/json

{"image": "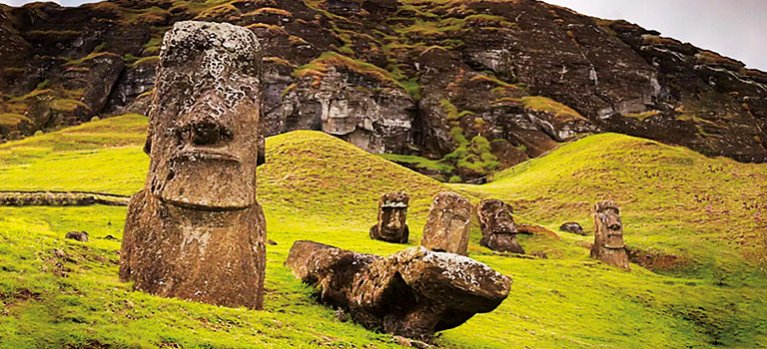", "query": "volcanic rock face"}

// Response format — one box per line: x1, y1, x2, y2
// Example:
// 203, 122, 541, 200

477, 199, 524, 254
119, 21, 266, 309
590, 200, 630, 270
369, 192, 410, 243
1, 0, 766, 171
421, 192, 472, 255
286, 240, 511, 341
